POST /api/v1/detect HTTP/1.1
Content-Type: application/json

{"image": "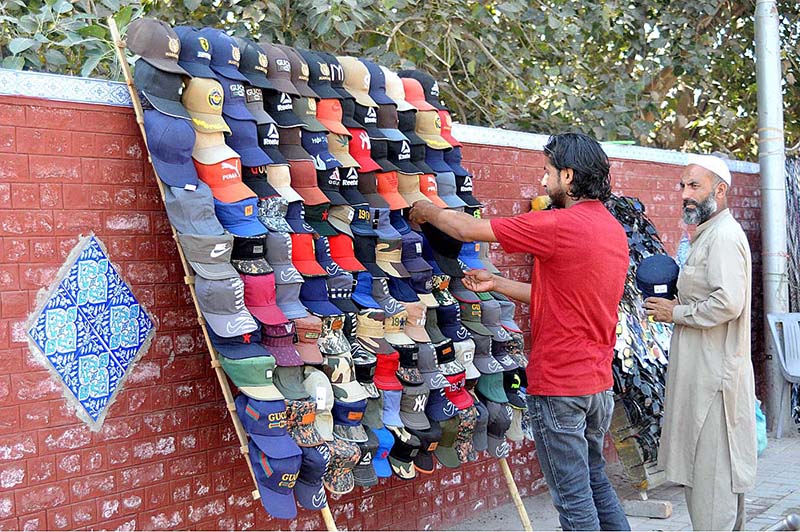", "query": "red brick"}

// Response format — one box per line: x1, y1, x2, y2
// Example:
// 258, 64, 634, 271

70, 472, 115, 502
28, 238, 57, 261
94, 416, 143, 442
29, 155, 80, 182
117, 462, 165, 490
0, 126, 14, 152
0, 211, 53, 236
25, 105, 79, 130
15, 128, 71, 155
0, 153, 28, 181
83, 158, 145, 185
15, 481, 68, 514
145, 482, 171, 510
69, 500, 97, 527
17, 511, 46, 531
10, 371, 61, 403
1, 239, 28, 263
26, 455, 55, 483
0, 518, 17, 531
104, 212, 151, 234
168, 452, 207, 478
39, 424, 93, 452
79, 109, 138, 134
39, 183, 62, 208
46, 506, 71, 530
0, 291, 29, 318
0, 265, 18, 291
0, 406, 20, 435
55, 452, 82, 479
0, 102, 26, 126
138, 504, 186, 530
96, 488, 145, 520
